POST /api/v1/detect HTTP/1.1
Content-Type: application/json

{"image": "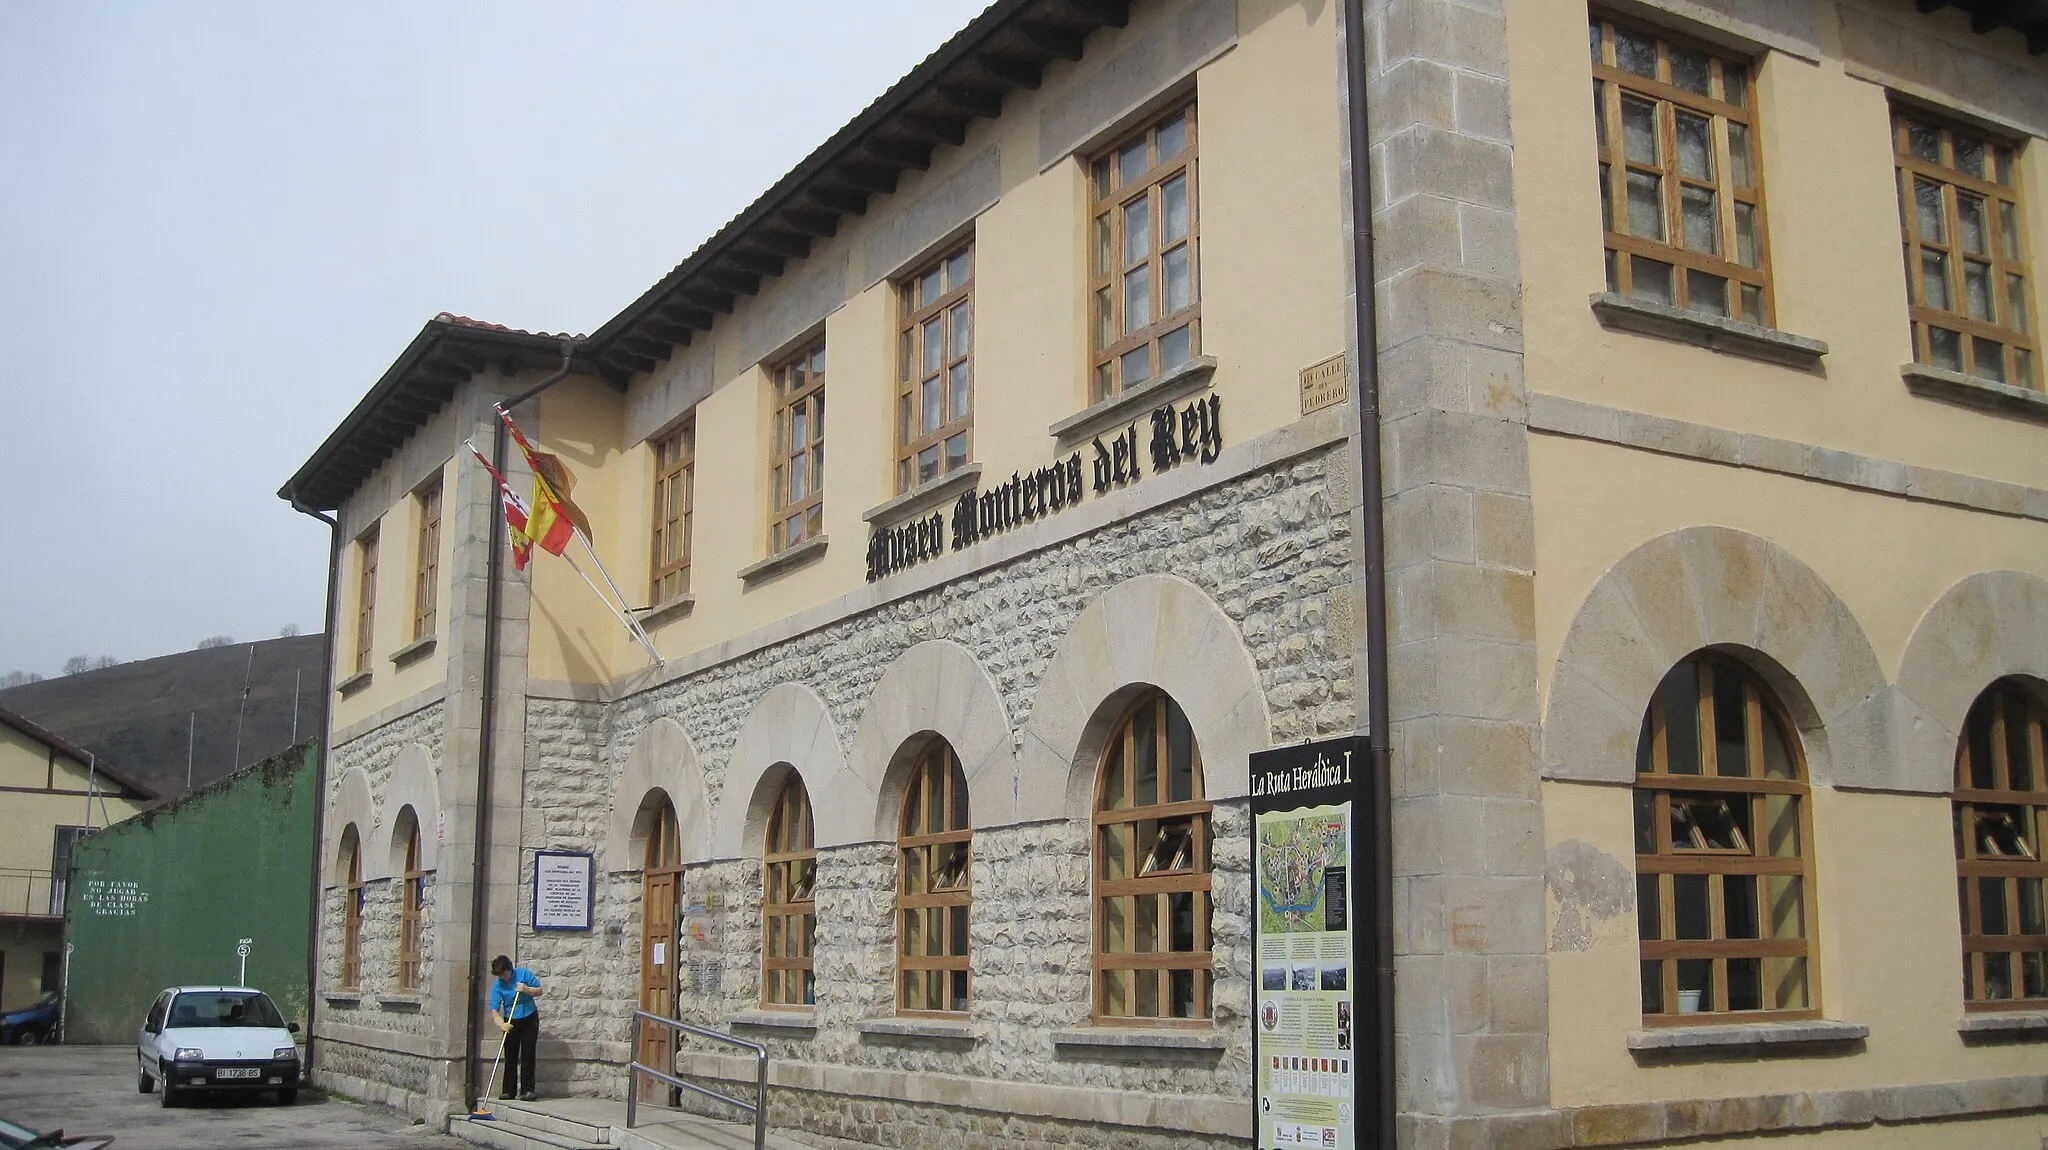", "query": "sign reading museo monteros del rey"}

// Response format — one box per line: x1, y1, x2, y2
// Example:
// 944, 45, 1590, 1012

866, 393, 1223, 582
1251, 736, 1376, 1150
